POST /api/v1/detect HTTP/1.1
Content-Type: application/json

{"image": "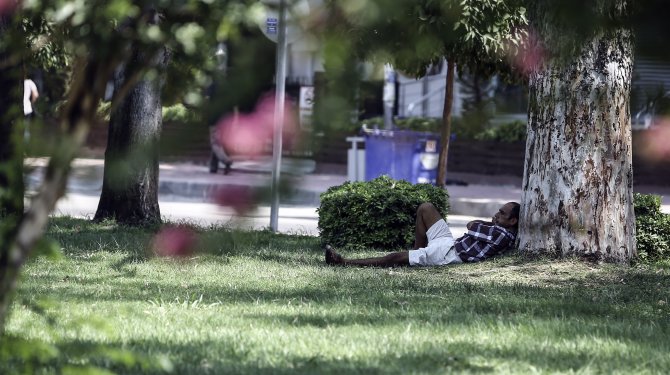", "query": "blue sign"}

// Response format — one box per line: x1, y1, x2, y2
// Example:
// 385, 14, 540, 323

266, 18, 278, 35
